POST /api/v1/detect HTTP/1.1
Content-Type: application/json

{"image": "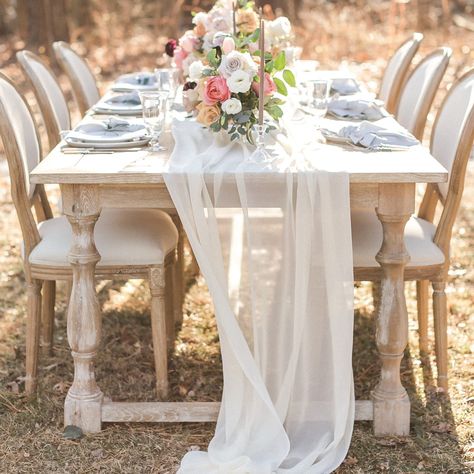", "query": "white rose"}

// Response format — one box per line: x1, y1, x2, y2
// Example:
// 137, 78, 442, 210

193, 12, 208, 26
222, 98, 242, 115
227, 70, 252, 94
188, 60, 205, 81
218, 51, 257, 78
269, 17, 292, 38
